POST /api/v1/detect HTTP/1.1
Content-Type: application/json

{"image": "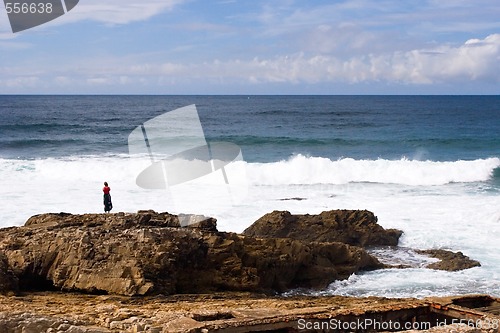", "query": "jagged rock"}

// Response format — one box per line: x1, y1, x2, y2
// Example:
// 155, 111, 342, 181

0, 252, 18, 294
199, 233, 381, 292
0, 211, 383, 296
243, 210, 403, 247
417, 249, 481, 271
